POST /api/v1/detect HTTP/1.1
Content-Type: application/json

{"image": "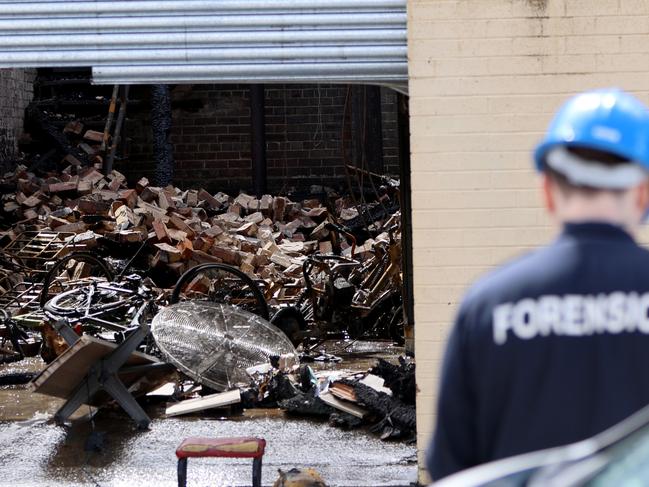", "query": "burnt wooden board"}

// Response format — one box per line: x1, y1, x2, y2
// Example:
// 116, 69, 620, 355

30, 335, 159, 401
